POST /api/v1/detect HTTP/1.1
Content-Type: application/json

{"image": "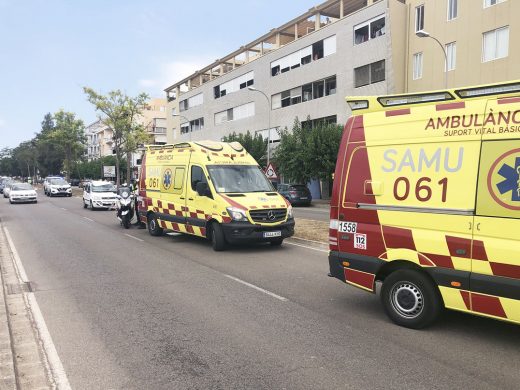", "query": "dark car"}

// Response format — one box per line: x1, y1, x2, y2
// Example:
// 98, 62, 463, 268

278, 184, 312, 206
0, 178, 13, 194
